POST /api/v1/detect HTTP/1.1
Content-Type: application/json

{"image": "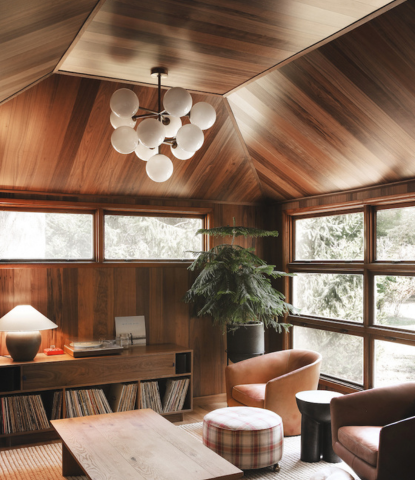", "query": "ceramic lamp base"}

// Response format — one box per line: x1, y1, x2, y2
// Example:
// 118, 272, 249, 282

6, 331, 41, 361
